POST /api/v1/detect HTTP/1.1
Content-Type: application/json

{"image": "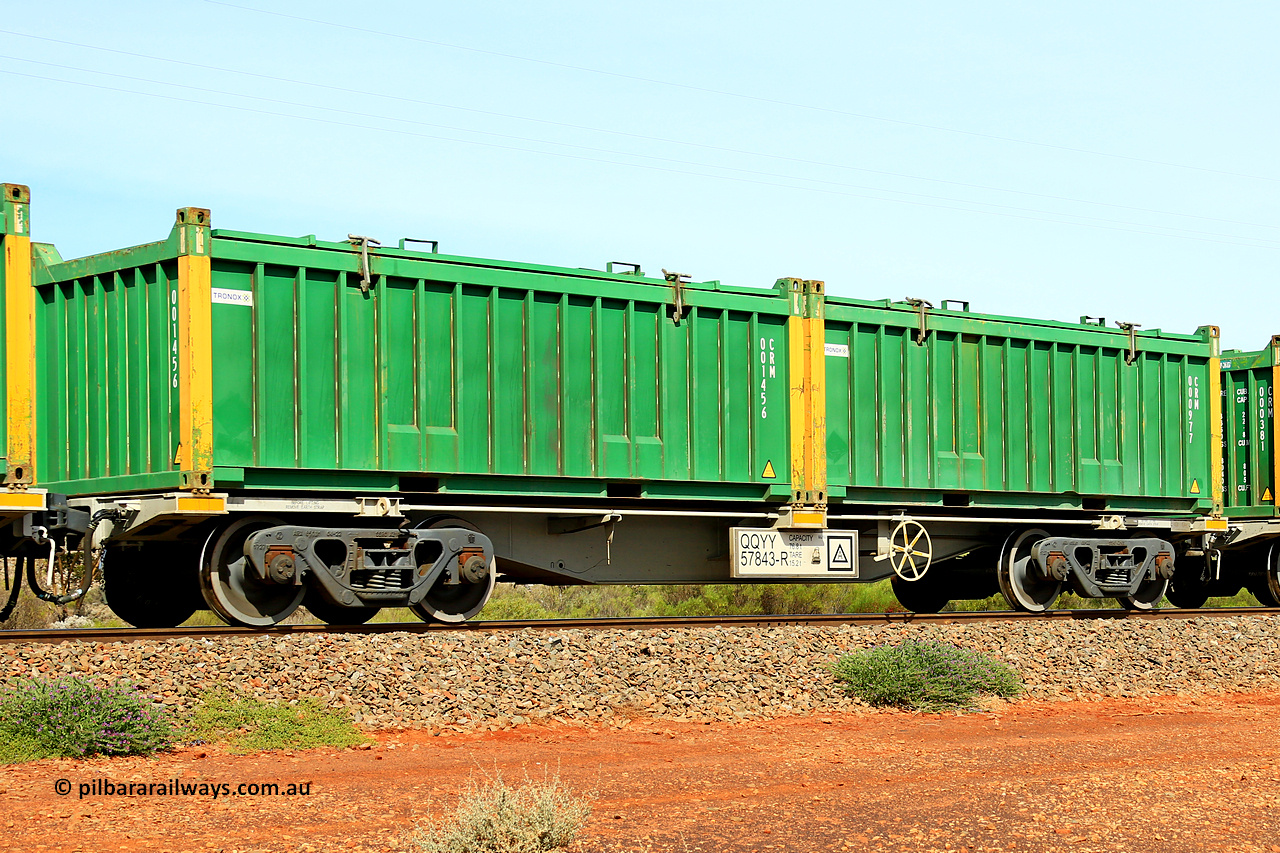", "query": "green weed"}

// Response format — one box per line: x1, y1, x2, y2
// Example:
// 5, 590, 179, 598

831, 638, 1023, 712
0, 728, 45, 764
0, 676, 173, 761
182, 694, 369, 753
474, 580, 906, 620
476, 580, 1265, 620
